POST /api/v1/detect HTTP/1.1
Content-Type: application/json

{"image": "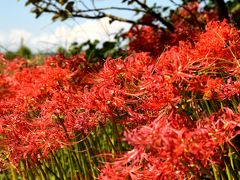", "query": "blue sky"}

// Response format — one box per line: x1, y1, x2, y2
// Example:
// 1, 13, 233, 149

1, 0, 44, 33
0, 0, 175, 52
